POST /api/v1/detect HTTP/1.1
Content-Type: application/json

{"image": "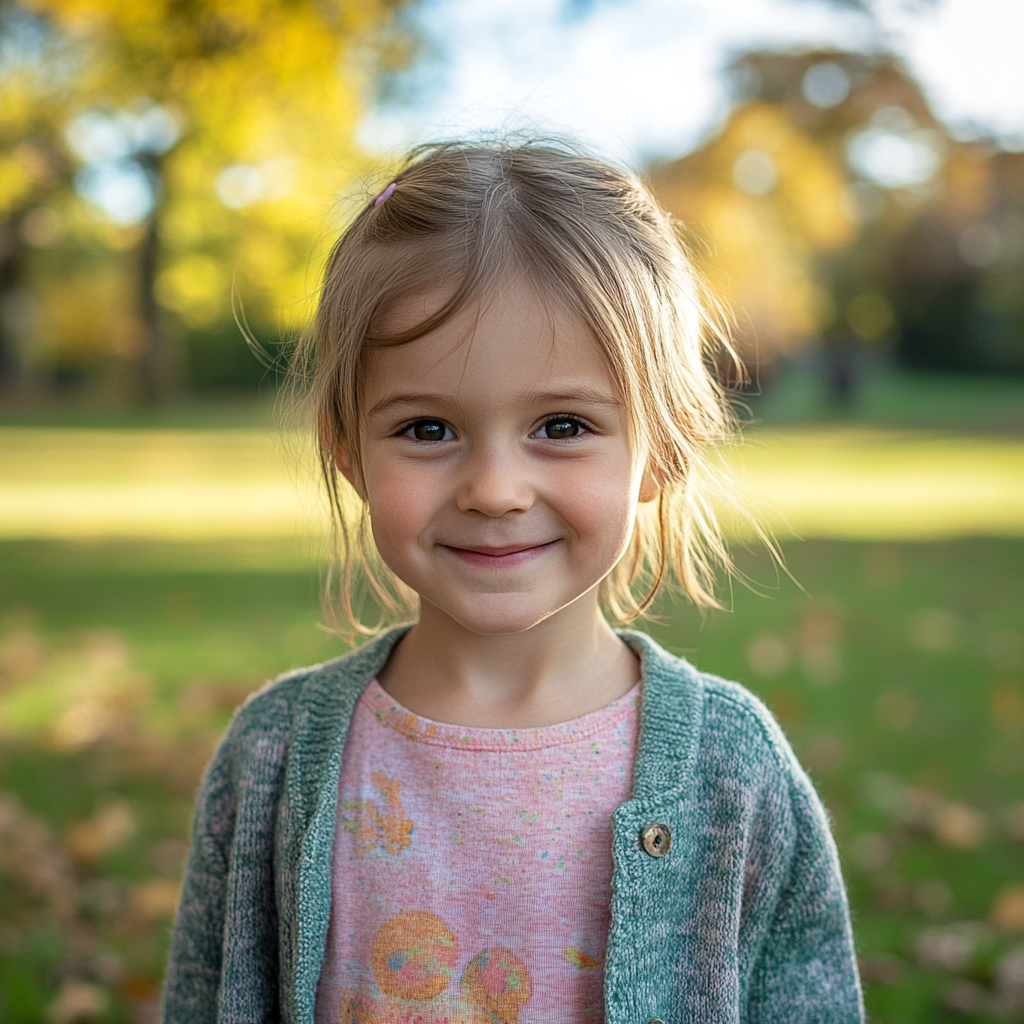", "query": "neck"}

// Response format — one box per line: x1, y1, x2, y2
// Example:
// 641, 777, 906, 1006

377, 596, 639, 728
